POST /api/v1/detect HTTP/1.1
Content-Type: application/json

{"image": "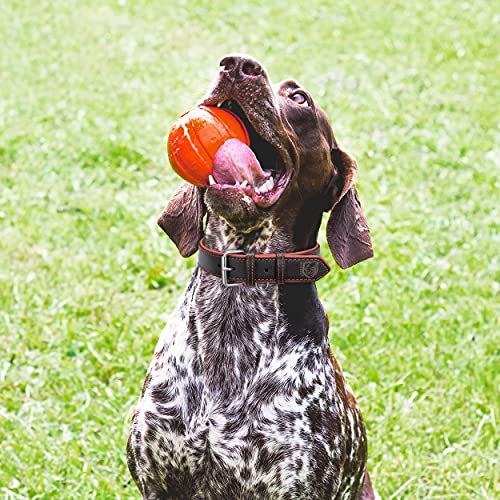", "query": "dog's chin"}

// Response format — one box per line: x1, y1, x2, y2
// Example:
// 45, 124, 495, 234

204, 184, 285, 232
